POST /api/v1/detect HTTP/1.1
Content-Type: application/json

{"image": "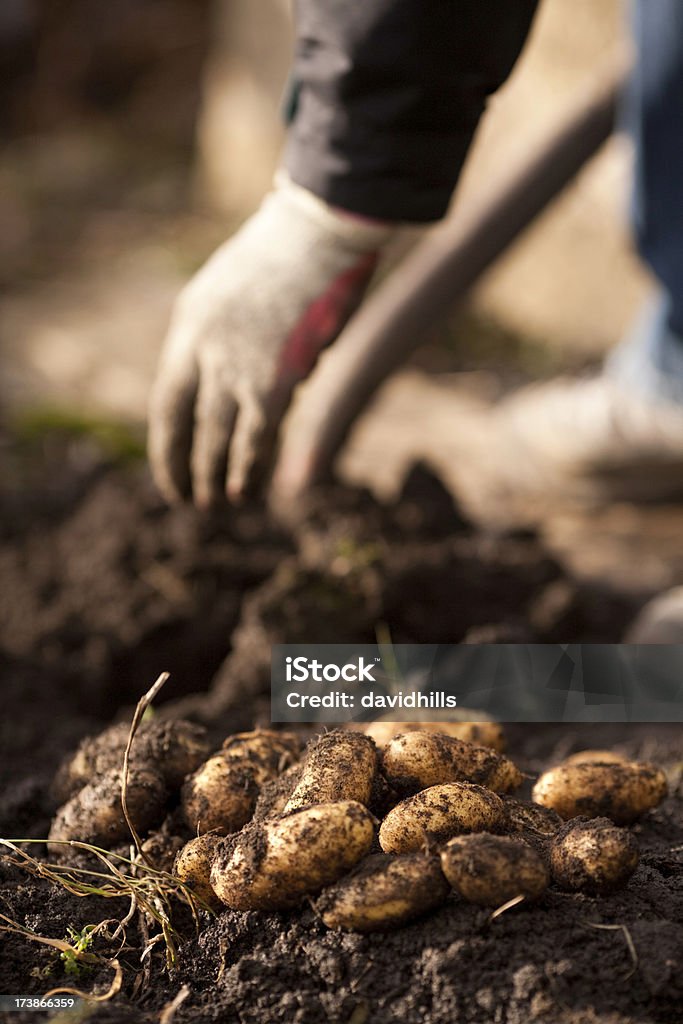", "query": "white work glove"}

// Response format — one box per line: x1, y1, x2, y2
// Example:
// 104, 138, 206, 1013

149, 177, 394, 506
